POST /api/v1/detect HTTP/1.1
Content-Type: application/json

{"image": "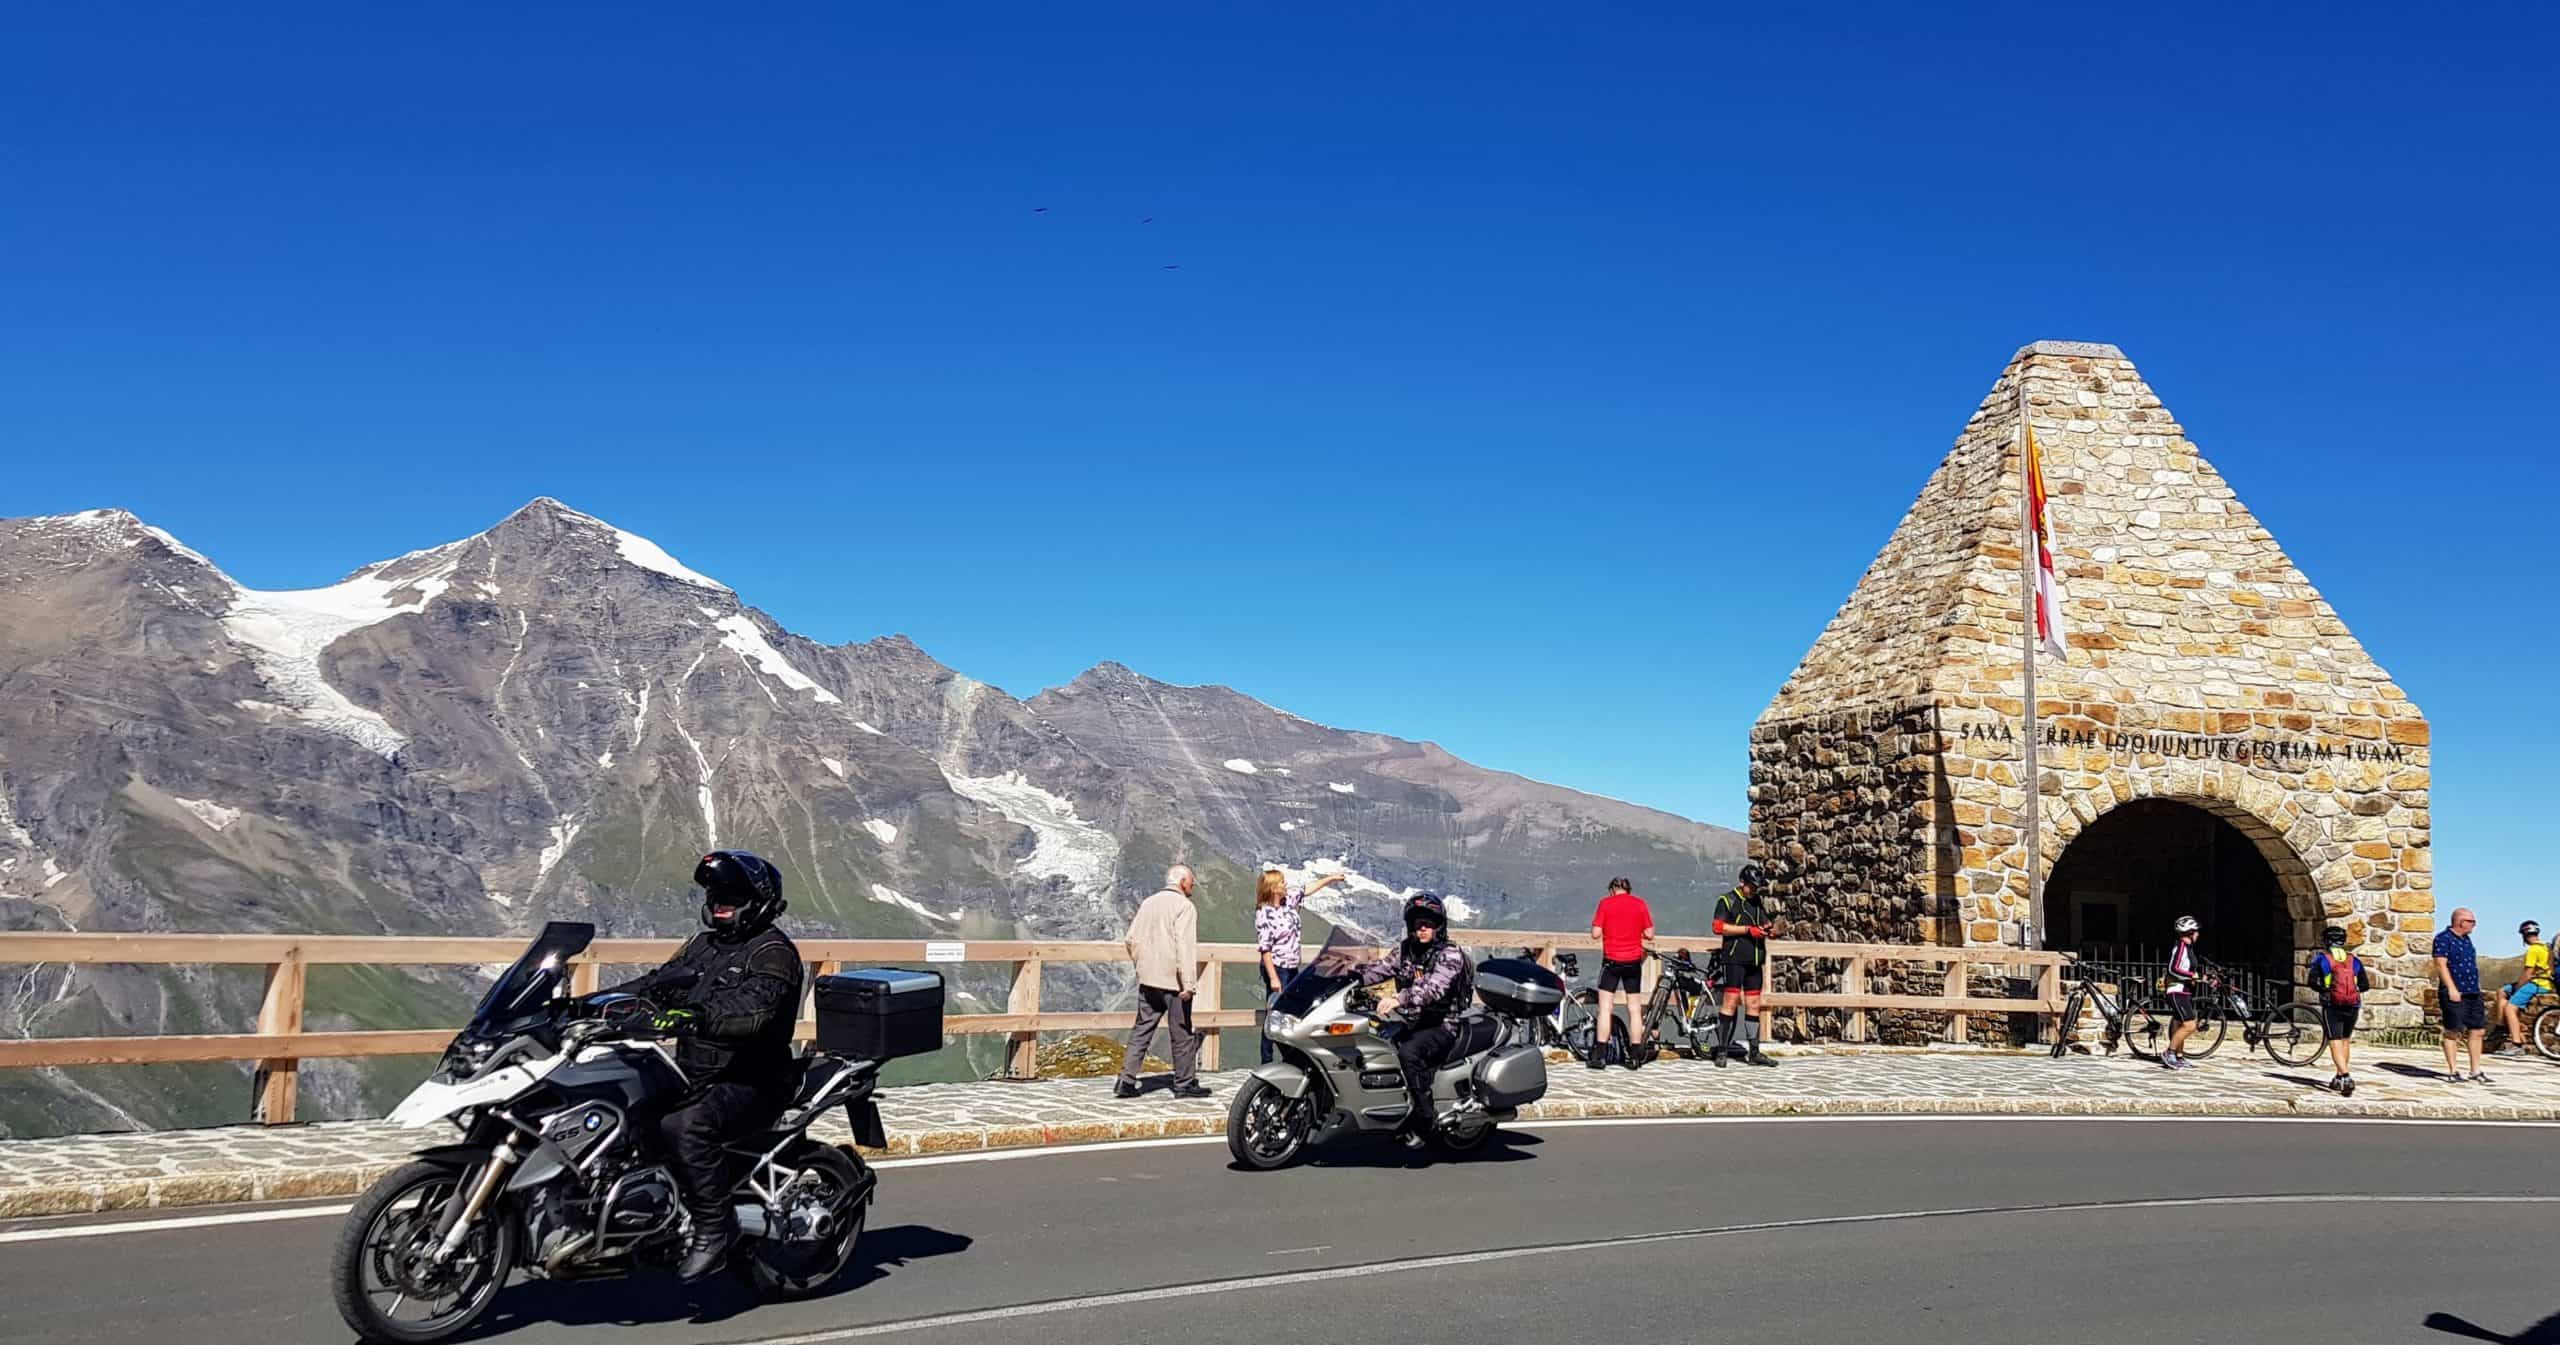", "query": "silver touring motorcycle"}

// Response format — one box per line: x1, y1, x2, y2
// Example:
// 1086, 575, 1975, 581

1228, 925, 1558, 1168
331, 921, 927, 1343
